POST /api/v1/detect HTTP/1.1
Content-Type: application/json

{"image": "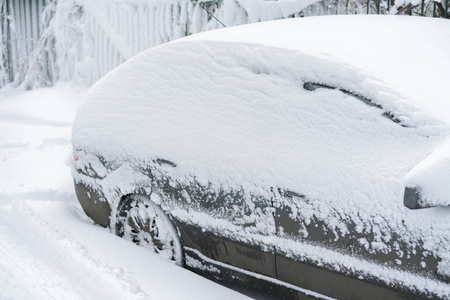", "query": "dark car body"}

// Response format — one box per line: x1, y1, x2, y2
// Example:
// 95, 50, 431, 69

73, 169, 441, 300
